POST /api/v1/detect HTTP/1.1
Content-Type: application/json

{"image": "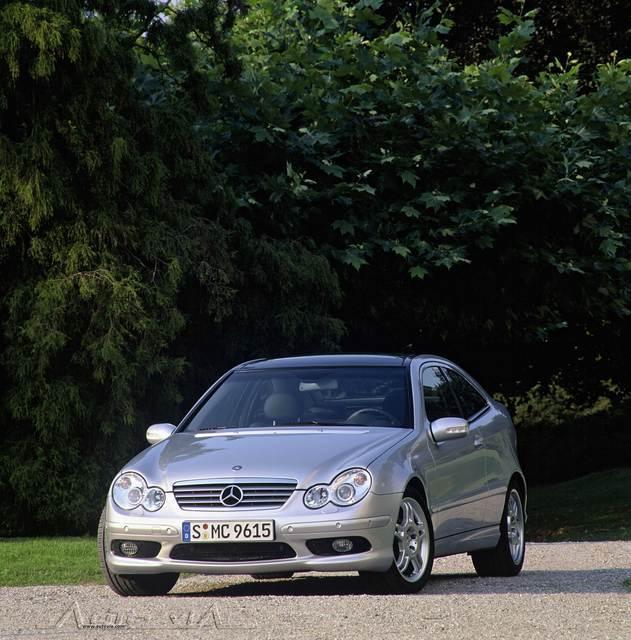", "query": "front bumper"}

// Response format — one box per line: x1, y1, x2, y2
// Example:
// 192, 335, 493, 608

104, 491, 400, 575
